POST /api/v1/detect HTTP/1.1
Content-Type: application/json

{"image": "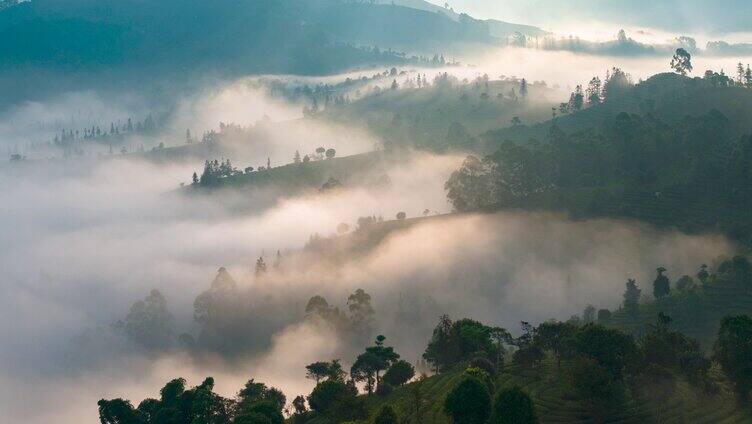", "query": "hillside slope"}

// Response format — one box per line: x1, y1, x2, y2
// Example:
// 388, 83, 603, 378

486, 73, 752, 145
